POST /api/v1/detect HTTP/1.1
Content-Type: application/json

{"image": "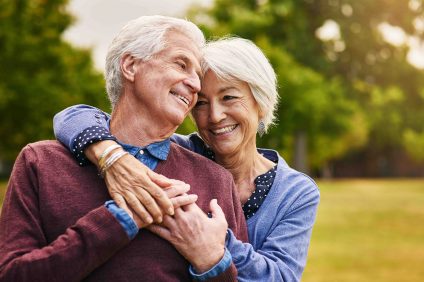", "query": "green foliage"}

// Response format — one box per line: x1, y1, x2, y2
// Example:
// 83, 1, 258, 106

188, 0, 361, 170
0, 0, 107, 164
188, 0, 424, 172
403, 129, 424, 161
